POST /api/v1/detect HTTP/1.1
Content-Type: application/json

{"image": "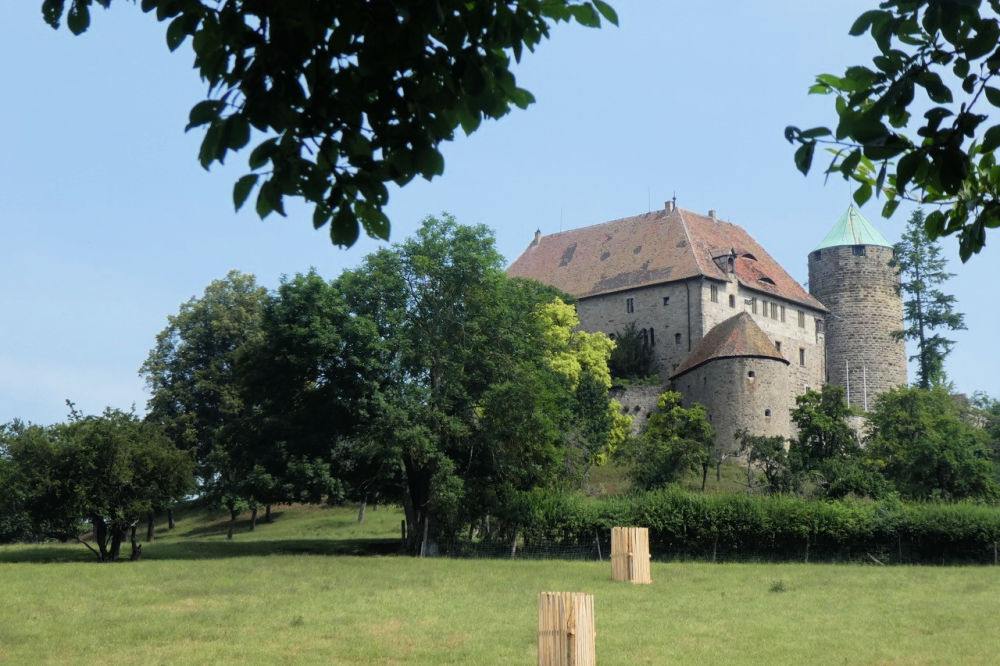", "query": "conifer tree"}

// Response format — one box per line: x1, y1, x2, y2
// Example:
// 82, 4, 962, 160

892, 210, 966, 389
